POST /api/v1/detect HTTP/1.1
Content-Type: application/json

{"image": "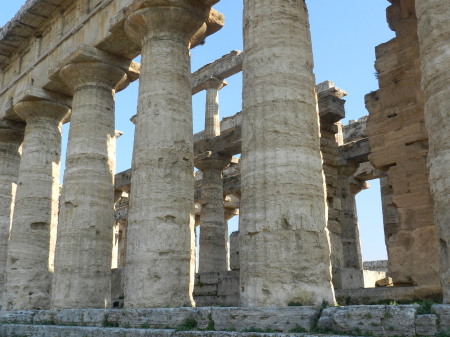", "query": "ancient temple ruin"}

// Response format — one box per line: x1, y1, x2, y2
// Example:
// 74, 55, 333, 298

0, 0, 449, 336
